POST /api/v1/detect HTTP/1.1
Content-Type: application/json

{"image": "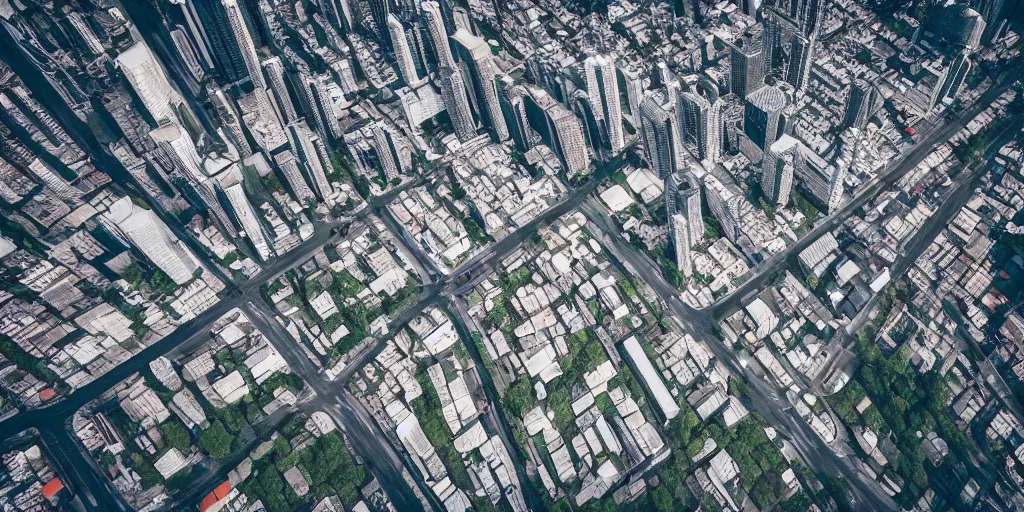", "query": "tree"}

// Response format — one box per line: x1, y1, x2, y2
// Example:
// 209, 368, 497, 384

199, 421, 234, 459
159, 421, 192, 452
651, 485, 674, 512
502, 378, 536, 419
